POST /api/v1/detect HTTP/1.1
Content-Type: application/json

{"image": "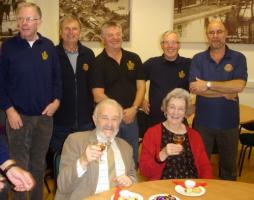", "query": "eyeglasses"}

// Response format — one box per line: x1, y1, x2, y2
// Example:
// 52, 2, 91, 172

161, 41, 179, 46
208, 30, 224, 36
17, 17, 40, 23
98, 115, 120, 123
